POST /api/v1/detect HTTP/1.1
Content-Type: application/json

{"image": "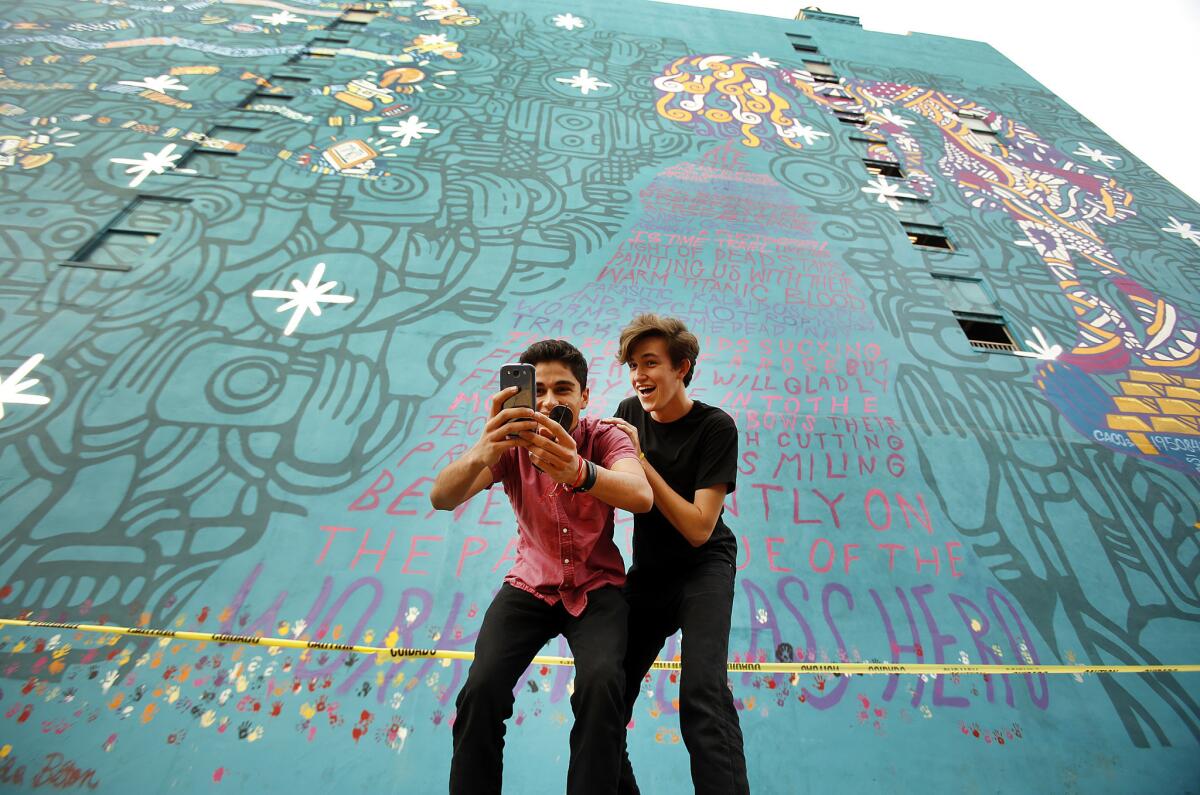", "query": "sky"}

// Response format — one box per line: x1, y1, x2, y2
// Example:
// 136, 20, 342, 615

654, 0, 1200, 205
